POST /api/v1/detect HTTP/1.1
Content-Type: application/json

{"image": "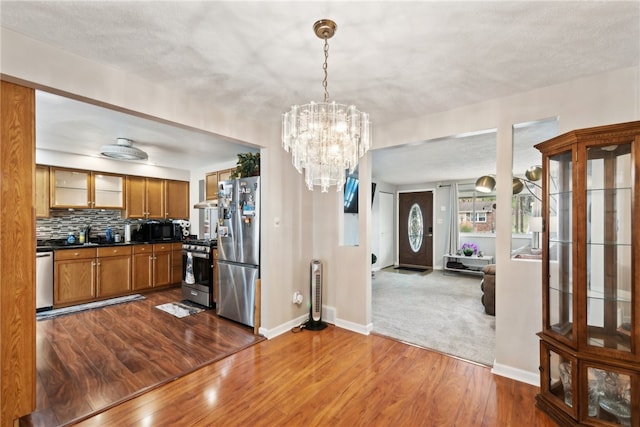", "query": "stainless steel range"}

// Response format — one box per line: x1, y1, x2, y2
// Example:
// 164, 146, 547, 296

181, 239, 216, 308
